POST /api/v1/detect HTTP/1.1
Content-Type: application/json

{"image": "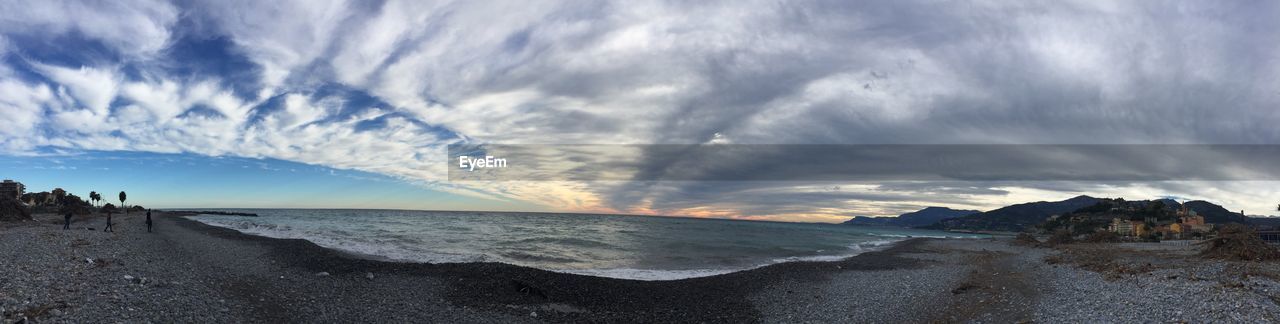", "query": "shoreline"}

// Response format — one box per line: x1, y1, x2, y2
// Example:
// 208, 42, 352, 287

7, 211, 1280, 322
163, 213, 947, 322
182, 213, 919, 281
